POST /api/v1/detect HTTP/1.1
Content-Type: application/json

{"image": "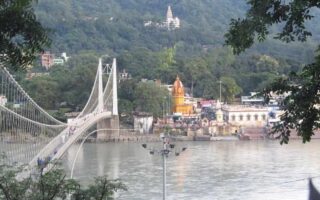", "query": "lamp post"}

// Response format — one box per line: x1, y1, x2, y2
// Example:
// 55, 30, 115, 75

163, 97, 168, 123
142, 133, 187, 200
